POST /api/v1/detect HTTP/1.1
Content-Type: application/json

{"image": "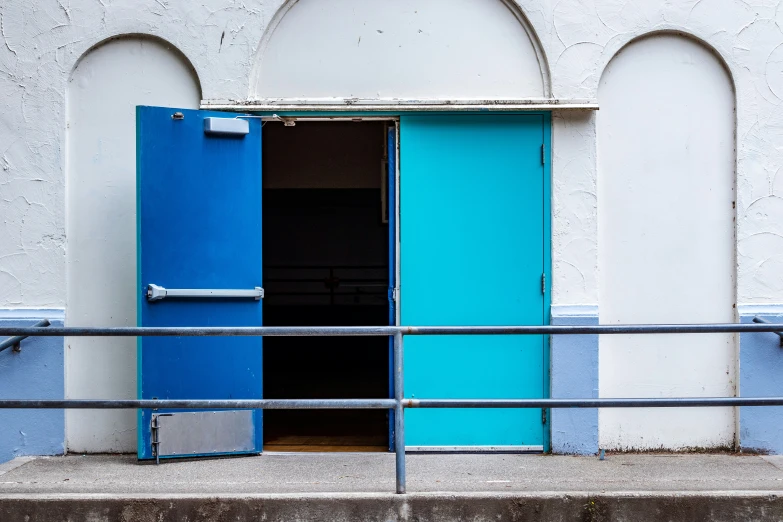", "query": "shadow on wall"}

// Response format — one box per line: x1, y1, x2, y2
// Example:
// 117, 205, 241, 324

66, 36, 201, 454
597, 33, 737, 451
